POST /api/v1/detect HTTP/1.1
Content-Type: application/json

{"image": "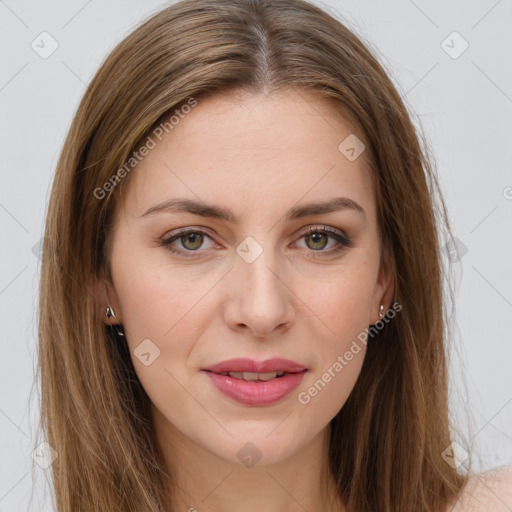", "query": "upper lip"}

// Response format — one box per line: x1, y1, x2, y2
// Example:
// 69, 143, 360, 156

202, 358, 307, 374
